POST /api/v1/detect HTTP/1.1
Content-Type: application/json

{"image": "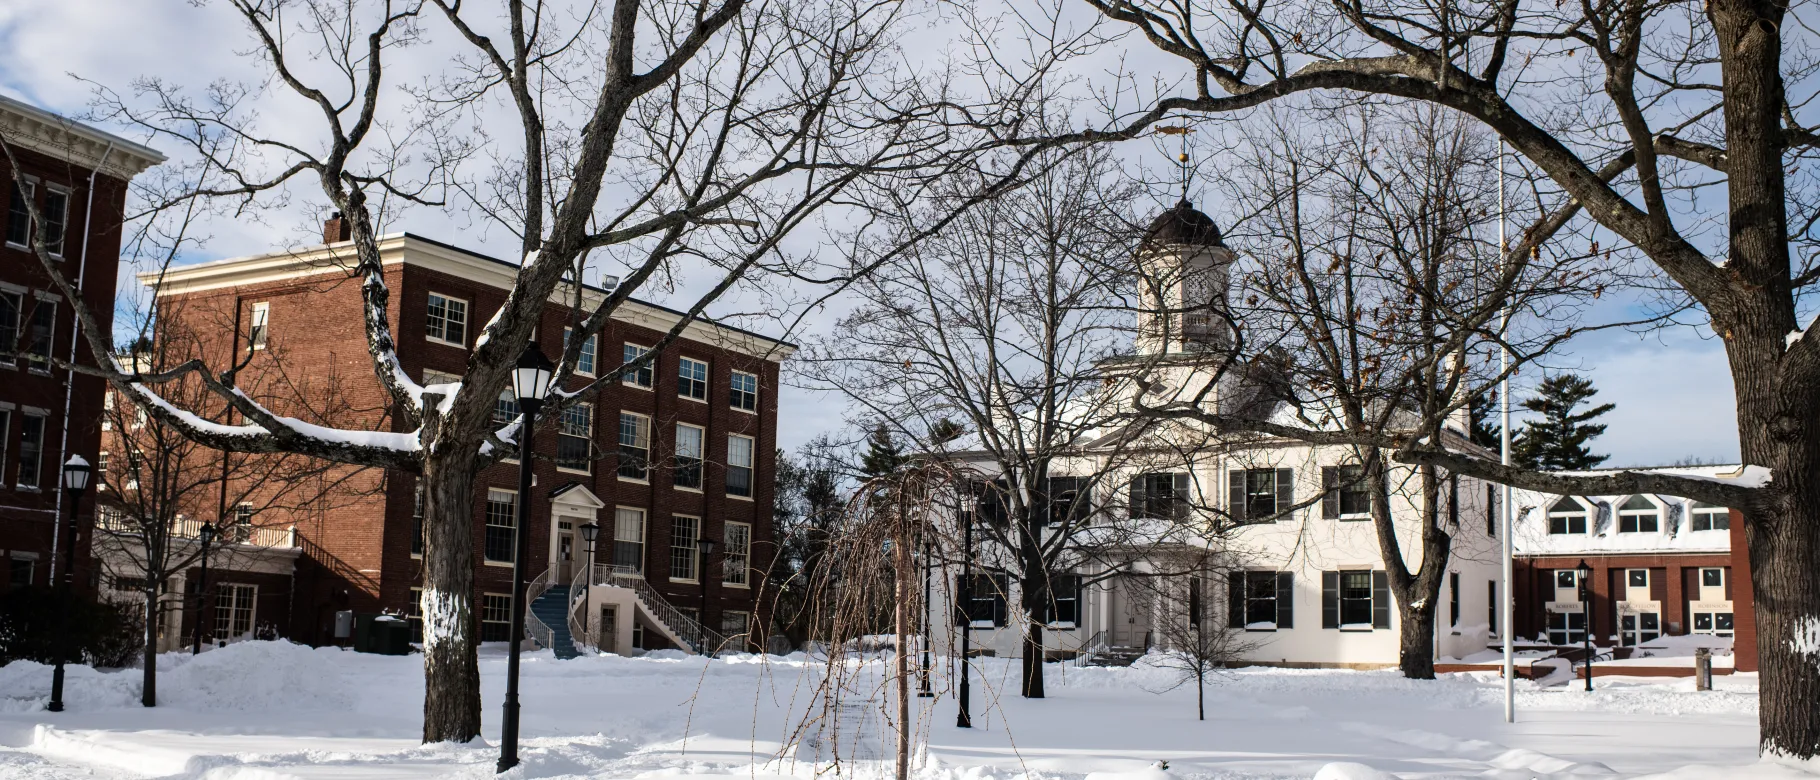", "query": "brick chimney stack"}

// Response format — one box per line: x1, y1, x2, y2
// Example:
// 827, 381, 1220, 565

323, 212, 351, 244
